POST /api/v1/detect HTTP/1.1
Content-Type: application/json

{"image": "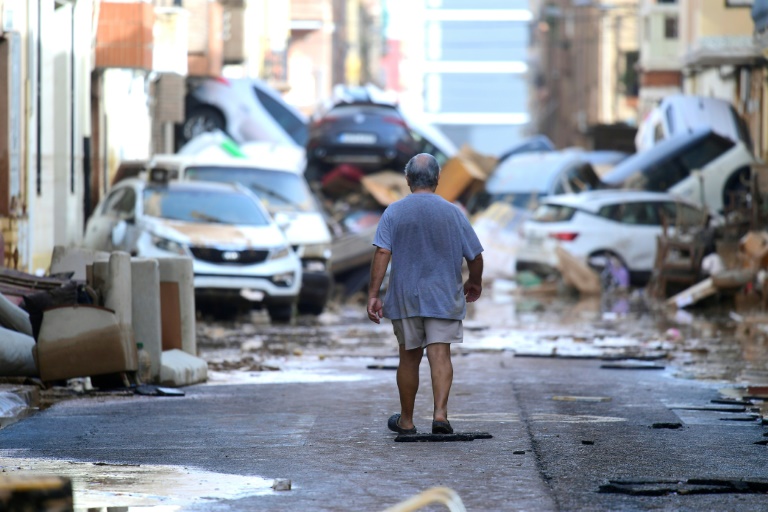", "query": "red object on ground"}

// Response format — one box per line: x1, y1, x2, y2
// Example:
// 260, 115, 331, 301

321, 164, 365, 187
